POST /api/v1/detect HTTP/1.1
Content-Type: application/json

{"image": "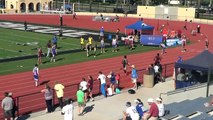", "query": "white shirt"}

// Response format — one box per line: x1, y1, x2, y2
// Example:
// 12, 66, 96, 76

107, 88, 112, 96
62, 104, 74, 120
154, 65, 159, 73
98, 74, 106, 84
33, 67, 39, 76
157, 103, 165, 117
112, 38, 117, 45
126, 106, 140, 120
128, 35, 134, 41
80, 81, 87, 91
